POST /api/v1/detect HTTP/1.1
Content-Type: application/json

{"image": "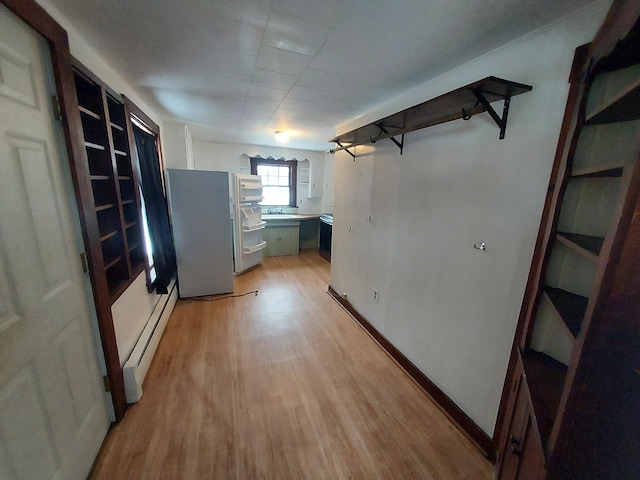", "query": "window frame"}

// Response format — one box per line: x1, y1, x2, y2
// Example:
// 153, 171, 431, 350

250, 157, 297, 207
124, 97, 164, 293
